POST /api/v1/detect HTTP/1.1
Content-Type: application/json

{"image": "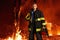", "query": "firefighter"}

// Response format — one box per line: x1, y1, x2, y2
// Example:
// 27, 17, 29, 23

25, 3, 49, 40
